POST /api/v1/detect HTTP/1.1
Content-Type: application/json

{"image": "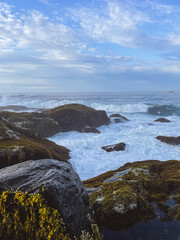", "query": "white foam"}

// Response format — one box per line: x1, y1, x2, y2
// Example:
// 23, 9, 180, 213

0, 95, 149, 114
50, 114, 180, 180
90, 103, 149, 113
